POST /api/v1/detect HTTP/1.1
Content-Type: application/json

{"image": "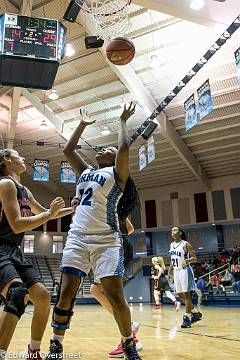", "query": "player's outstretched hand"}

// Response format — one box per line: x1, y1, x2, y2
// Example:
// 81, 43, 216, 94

71, 196, 80, 212
79, 108, 96, 126
49, 197, 65, 218
120, 102, 136, 122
